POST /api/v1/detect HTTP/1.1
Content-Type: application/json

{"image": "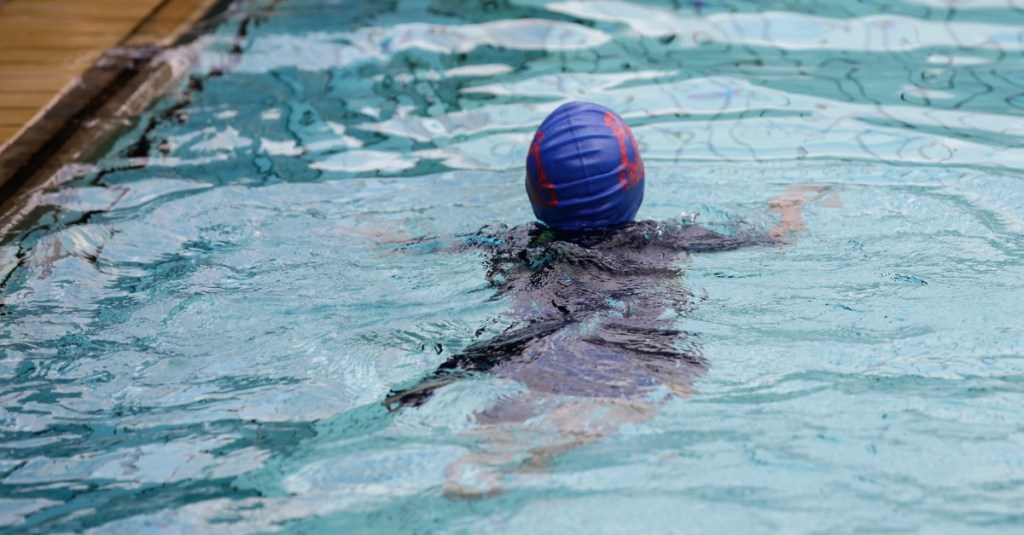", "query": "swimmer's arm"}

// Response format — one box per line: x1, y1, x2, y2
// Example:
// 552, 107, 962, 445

658, 186, 830, 252
383, 224, 520, 255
